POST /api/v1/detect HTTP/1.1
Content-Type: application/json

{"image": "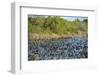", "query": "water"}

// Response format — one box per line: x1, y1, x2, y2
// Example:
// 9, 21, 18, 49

28, 37, 88, 61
